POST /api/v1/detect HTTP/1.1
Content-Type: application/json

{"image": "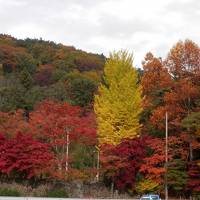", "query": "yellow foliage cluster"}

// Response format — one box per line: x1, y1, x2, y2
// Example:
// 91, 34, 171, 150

135, 179, 160, 194
94, 51, 143, 145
